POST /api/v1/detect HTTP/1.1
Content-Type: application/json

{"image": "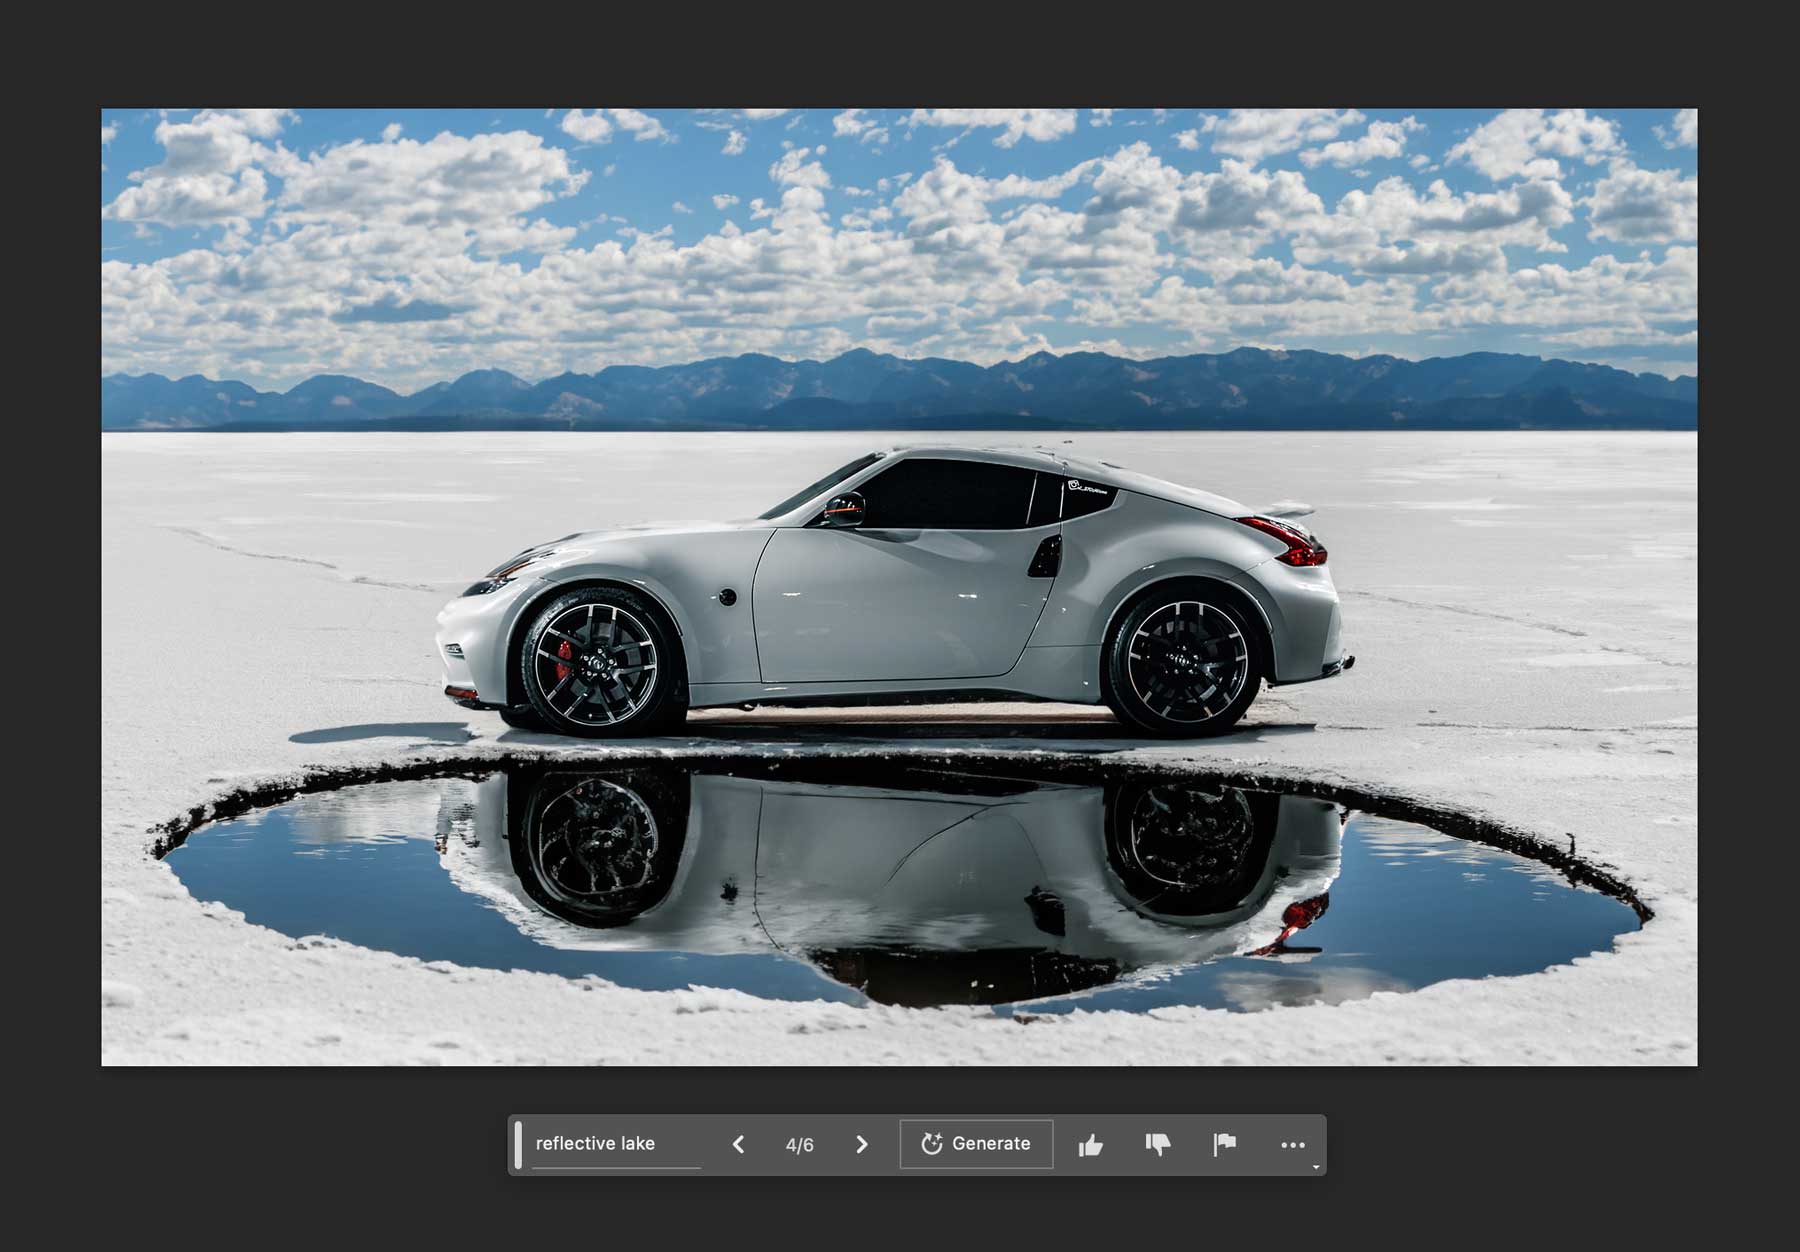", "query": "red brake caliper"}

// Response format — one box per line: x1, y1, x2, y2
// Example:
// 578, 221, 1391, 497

555, 639, 573, 683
